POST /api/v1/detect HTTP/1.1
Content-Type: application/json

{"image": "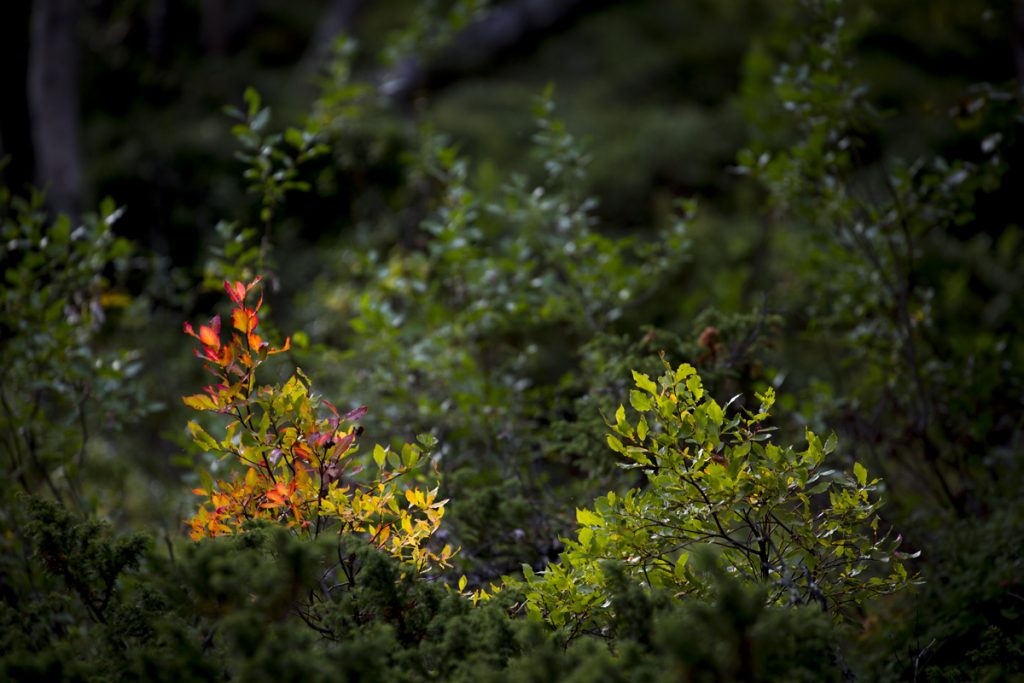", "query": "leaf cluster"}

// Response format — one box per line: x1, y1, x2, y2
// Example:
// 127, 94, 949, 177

522, 360, 914, 639
182, 277, 452, 571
